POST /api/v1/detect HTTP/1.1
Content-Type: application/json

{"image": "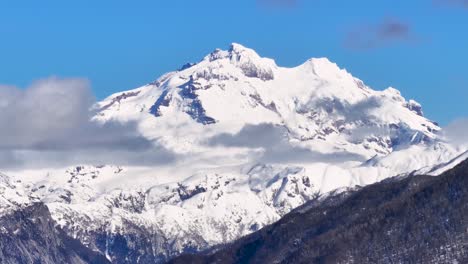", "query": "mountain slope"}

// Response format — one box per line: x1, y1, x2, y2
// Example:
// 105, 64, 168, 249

171, 158, 468, 264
